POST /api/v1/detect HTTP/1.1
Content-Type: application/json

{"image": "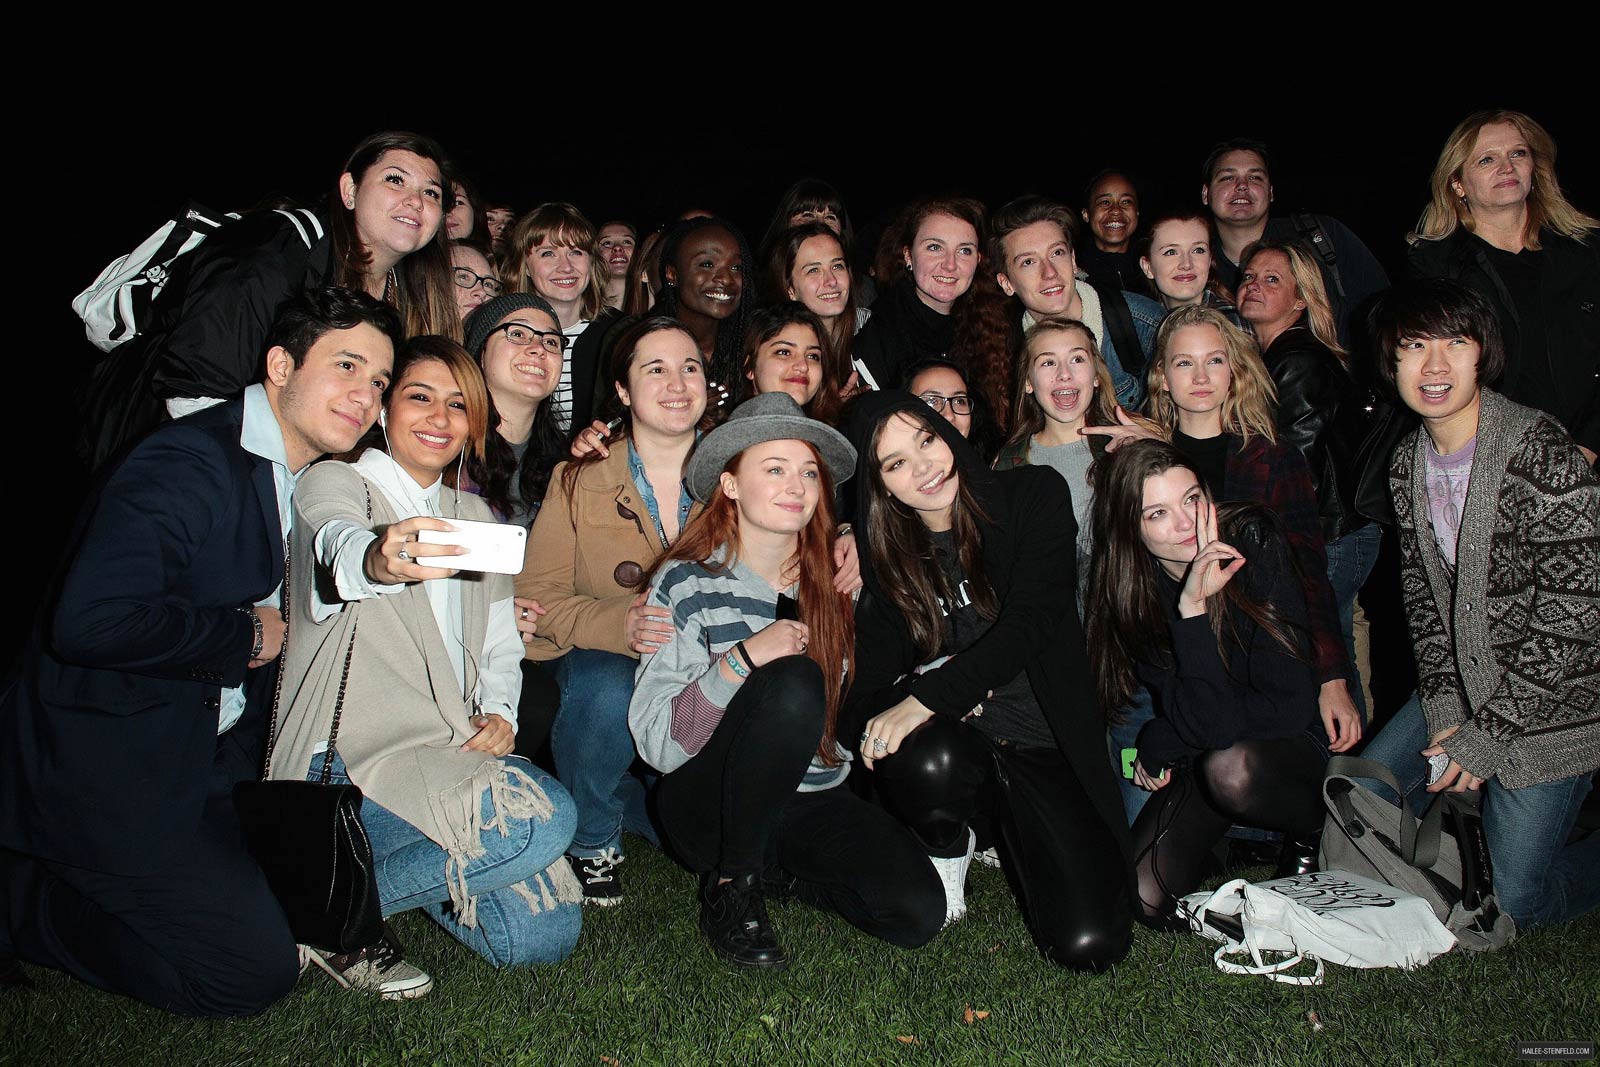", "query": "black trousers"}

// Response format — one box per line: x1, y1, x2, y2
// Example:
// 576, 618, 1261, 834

872, 715, 1134, 971
1, 737, 298, 1017
656, 656, 944, 949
